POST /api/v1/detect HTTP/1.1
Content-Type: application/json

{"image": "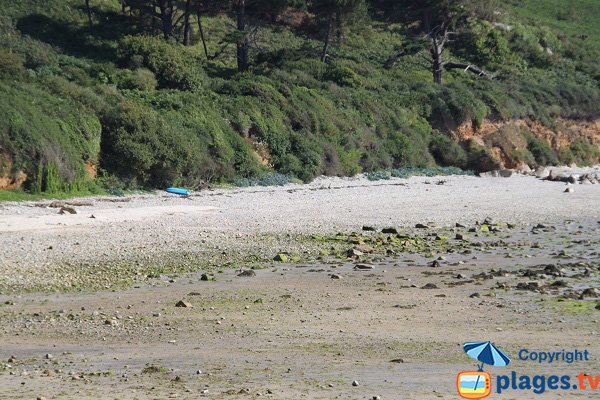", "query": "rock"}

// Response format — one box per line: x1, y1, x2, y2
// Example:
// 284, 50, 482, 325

175, 300, 193, 308
89, 214, 96, 219
455, 274, 467, 279
479, 170, 499, 178
564, 187, 574, 193
550, 280, 568, 287
567, 174, 579, 184
469, 293, 481, 298
37, 397, 48, 400
45, 354, 53, 360
237, 269, 256, 277
421, 283, 438, 289
455, 233, 465, 240
535, 166, 549, 179
414, 223, 429, 229
516, 281, 539, 291
499, 169, 513, 178
455, 222, 466, 228
429, 260, 441, 268
483, 217, 494, 225
48, 201, 65, 208
330, 274, 342, 280
372, 396, 381, 400
362, 226, 376, 231
479, 225, 490, 232
580, 288, 599, 299
200, 274, 215, 281
581, 179, 592, 185
354, 263, 374, 270
381, 227, 398, 234
273, 253, 289, 262
516, 164, 532, 175
352, 380, 359, 387
347, 248, 364, 257
353, 244, 373, 254
58, 206, 77, 215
